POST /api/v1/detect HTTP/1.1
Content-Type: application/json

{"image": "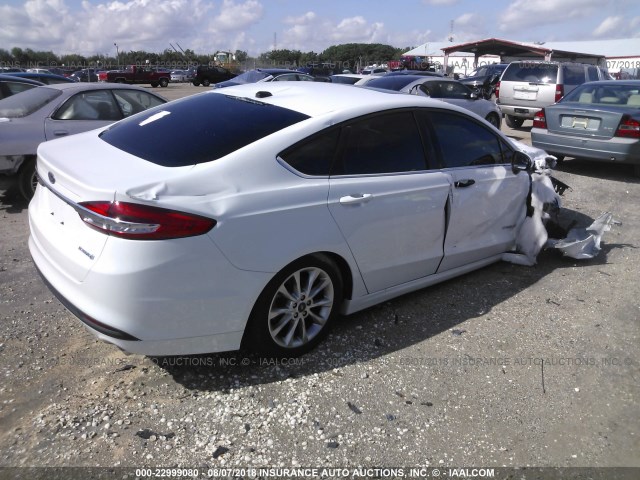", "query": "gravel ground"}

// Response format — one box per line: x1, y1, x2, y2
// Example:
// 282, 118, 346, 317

0, 84, 638, 474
